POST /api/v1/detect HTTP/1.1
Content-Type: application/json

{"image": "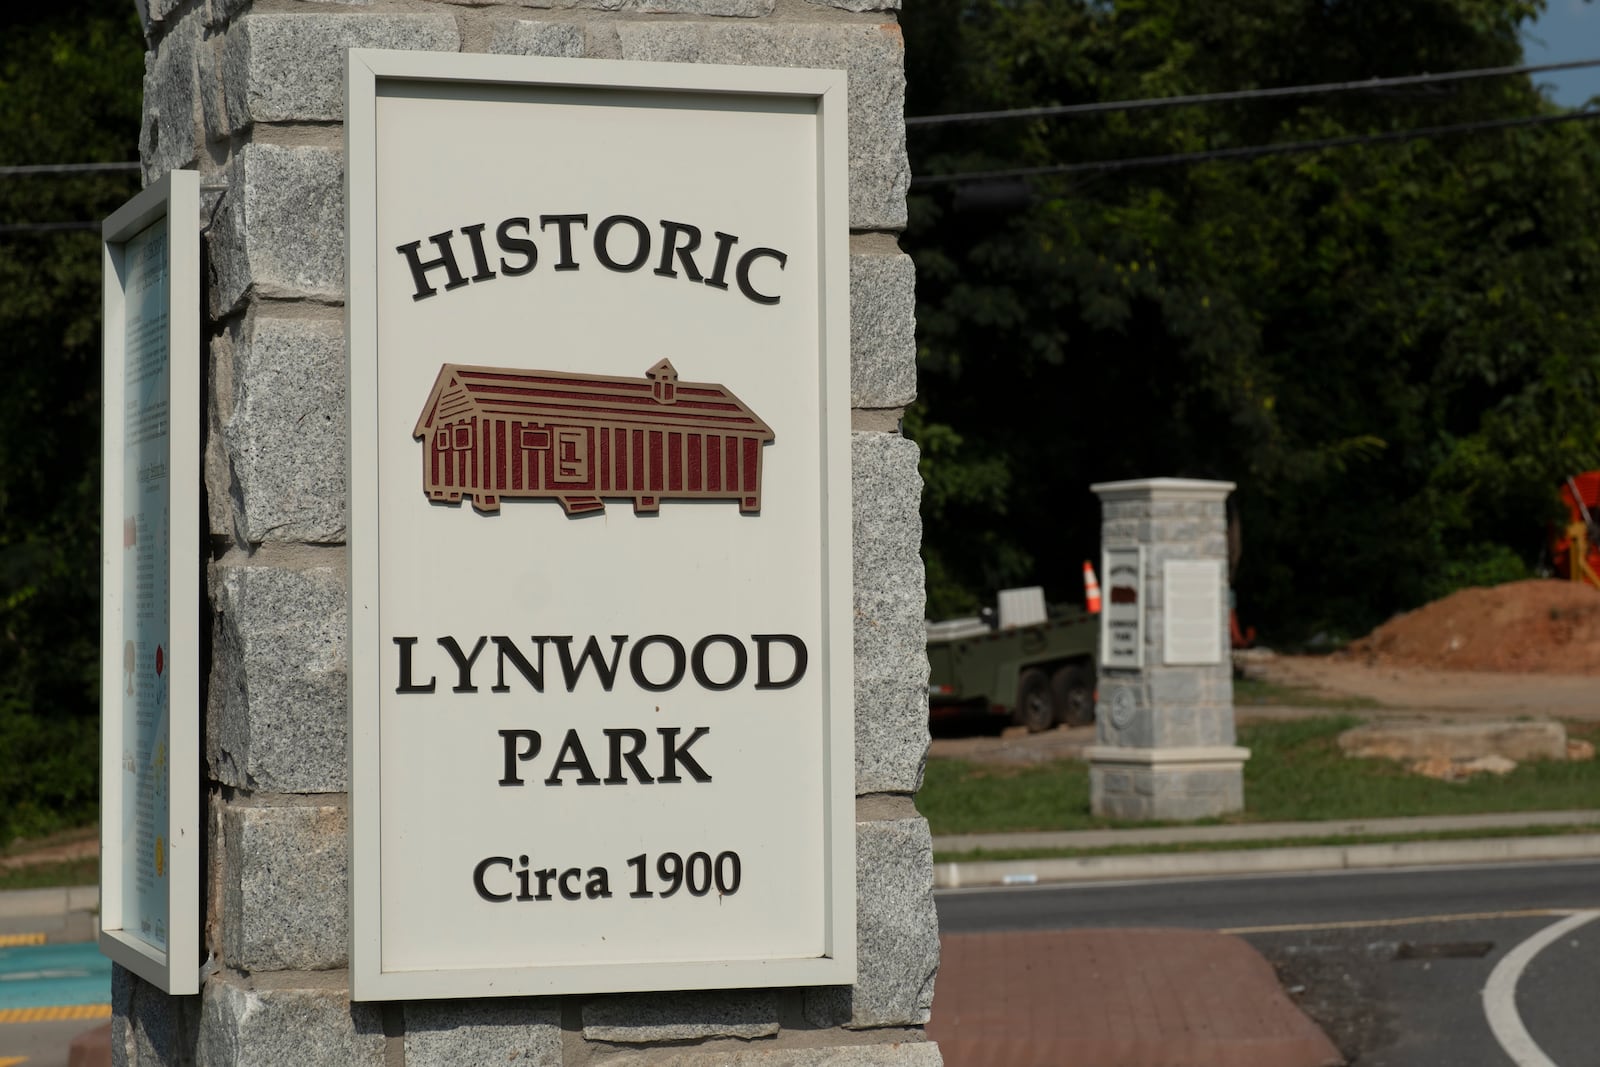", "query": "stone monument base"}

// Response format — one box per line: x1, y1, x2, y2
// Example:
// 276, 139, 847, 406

1087, 745, 1250, 821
